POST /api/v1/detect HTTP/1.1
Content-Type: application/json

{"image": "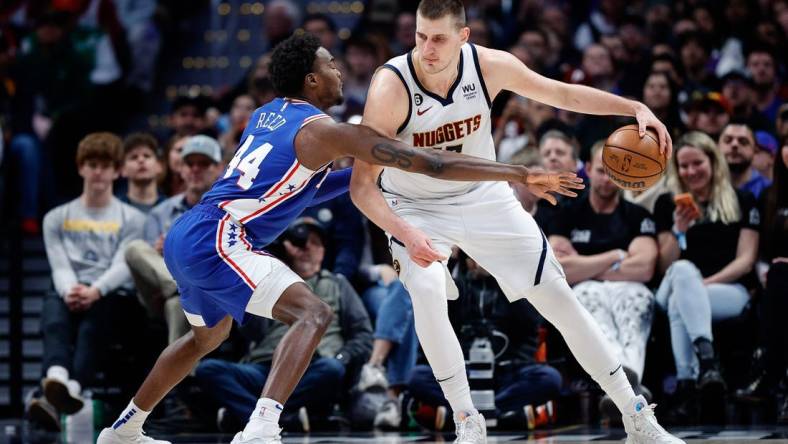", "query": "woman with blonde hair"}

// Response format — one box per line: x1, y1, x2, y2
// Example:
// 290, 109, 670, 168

653, 131, 760, 423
